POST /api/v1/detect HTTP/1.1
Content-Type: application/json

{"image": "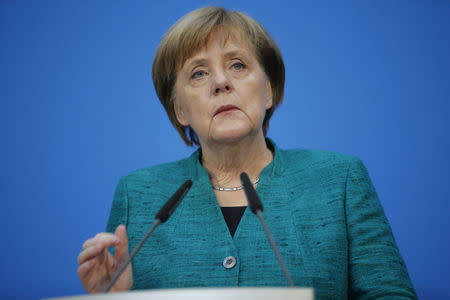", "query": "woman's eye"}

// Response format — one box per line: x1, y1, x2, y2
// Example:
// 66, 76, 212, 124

232, 62, 245, 71
191, 70, 206, 79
